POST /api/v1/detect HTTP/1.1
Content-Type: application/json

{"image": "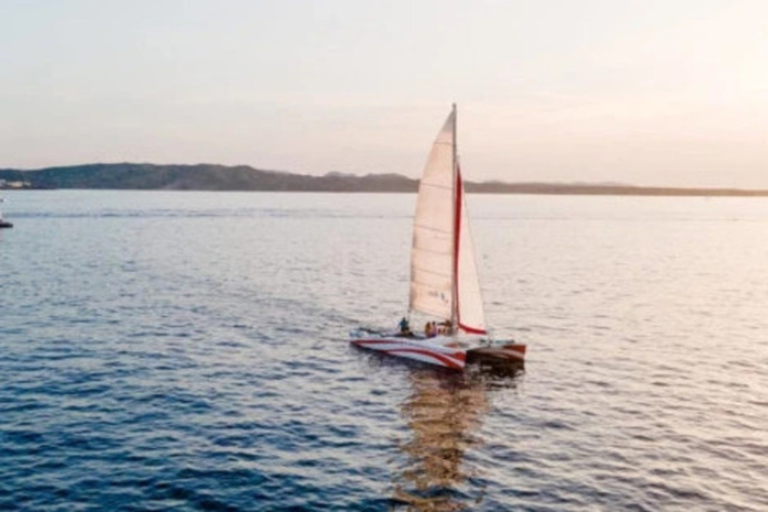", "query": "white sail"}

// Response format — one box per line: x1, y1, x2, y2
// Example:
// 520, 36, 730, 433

409, 107, 487, 334
351, 106, 526, 370
455, 169, 486, 334
409, 111, 456, 319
